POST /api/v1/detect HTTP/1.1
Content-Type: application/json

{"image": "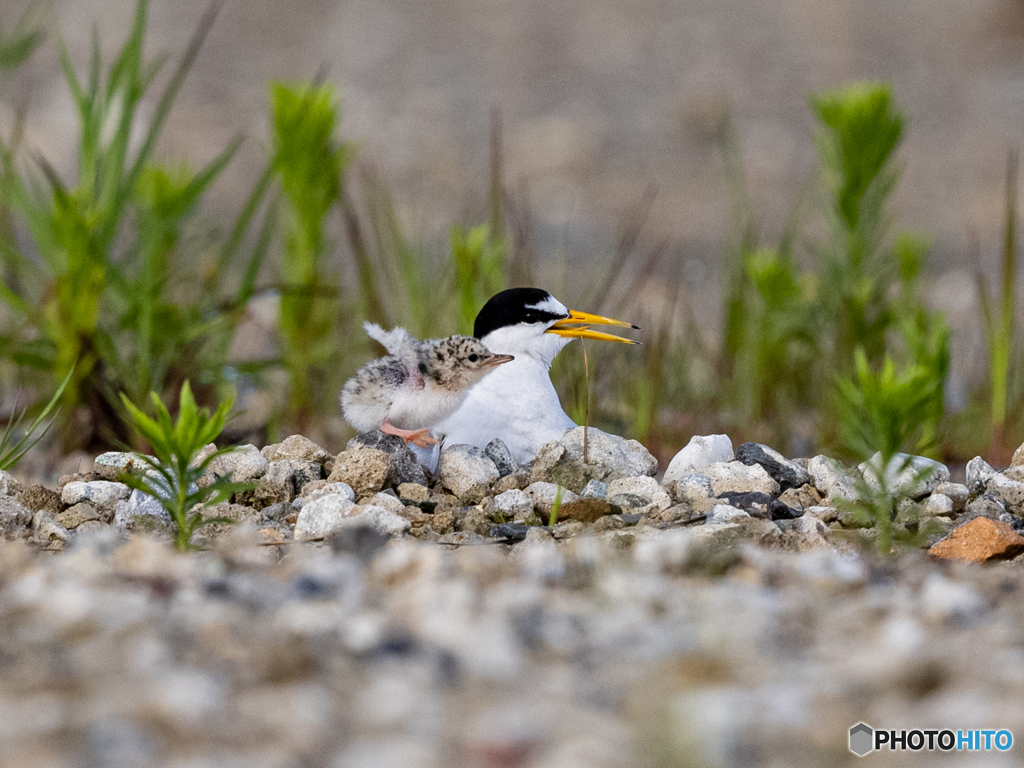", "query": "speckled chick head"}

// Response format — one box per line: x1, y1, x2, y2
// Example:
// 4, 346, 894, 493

424, 335, 513, 390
